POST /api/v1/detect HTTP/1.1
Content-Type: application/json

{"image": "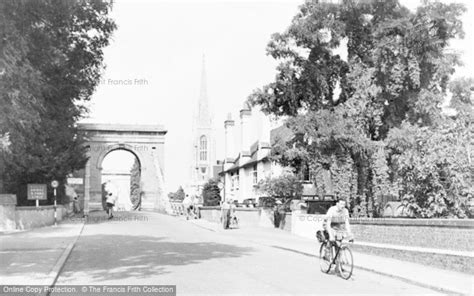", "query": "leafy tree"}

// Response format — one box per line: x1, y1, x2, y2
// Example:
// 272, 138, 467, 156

0, 0, 116, 204
201, 179, 221, 206
249, 0, 468, 217
129, 158, 141, 210
257, 173, 304, 202
386, 119, 472, 218
168, 186, 186, 202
